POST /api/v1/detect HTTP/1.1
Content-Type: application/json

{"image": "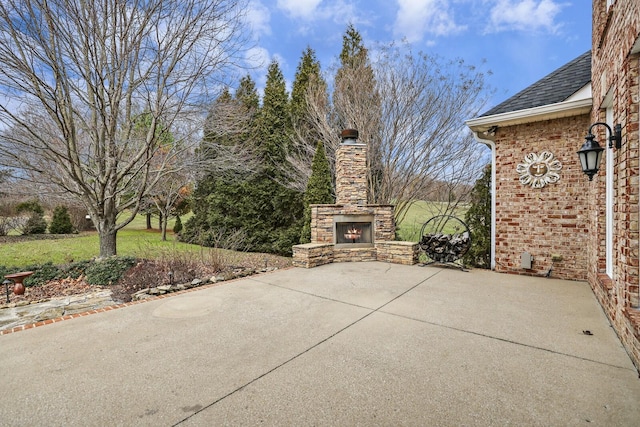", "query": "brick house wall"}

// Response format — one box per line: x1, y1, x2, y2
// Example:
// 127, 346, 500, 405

588, 0, 640, 370
493, 115, 591, 280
